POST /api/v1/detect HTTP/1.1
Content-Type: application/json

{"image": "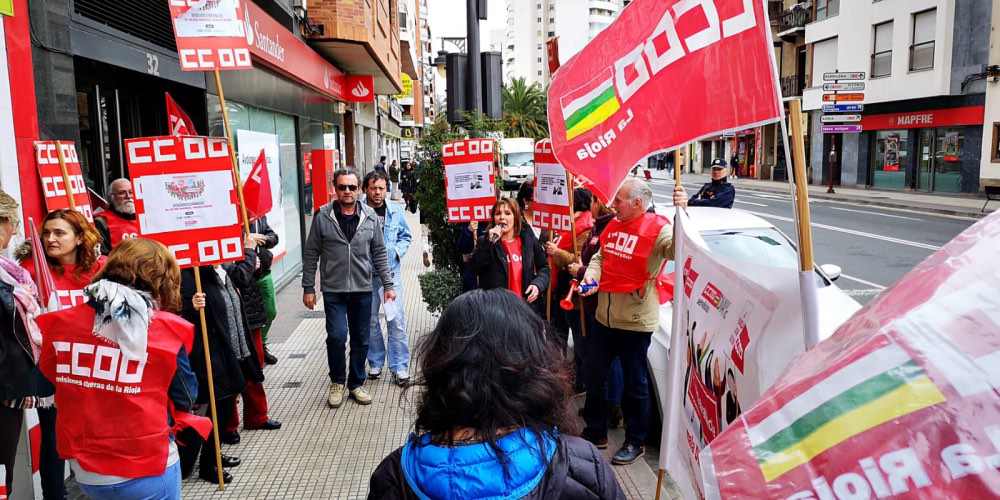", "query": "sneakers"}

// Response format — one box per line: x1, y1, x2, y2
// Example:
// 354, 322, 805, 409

328, 383, 345, 408
392, 371, 410, 386
349, 387, 373, 405
611, 443, 645, 465
368, 366, 383, 379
